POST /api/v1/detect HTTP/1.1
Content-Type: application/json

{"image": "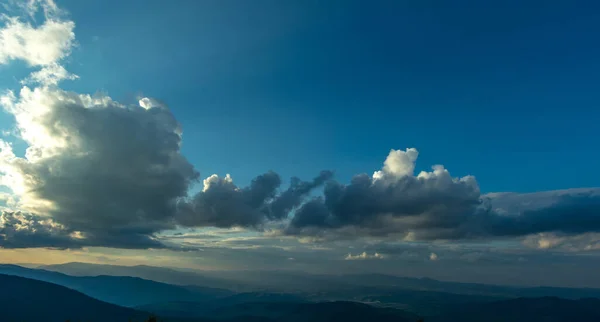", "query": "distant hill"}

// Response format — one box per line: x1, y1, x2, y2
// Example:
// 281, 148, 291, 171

39, 262, 600, 300
30, 261, 600, 322
0, 264, 232, 307
0, 274, 149, 322
0, 274, 420, 322
4, 269, 599, 322
334, 273, 600, 299
41, 262, 245, 291
432, 296, 600, 322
